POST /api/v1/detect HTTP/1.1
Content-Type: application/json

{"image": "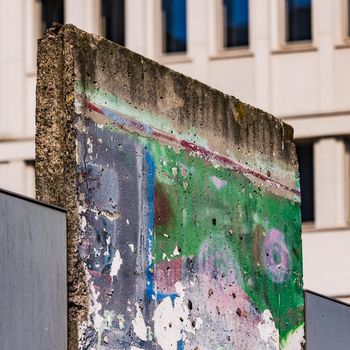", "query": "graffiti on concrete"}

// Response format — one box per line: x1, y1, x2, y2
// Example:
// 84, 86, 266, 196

75, 83, 304, 349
